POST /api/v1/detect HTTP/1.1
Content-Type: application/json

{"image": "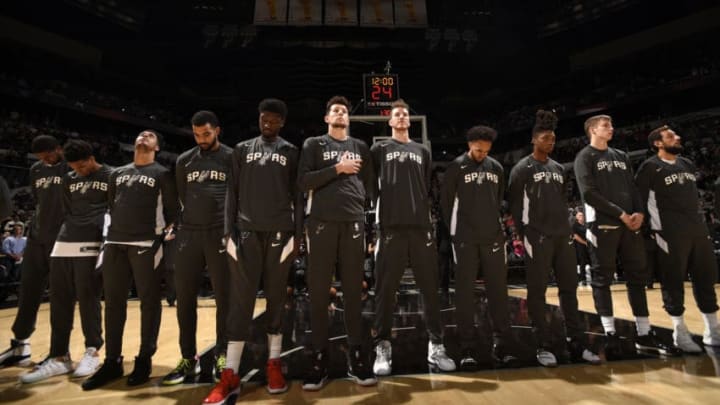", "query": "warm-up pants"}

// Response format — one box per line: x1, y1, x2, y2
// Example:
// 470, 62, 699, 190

102, 243, 163, 360
374, 227, 443, 344
586, 225, 649, 317
306, 219, 365, 351
48, 256, 103, 357
174, 227, 230, 358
